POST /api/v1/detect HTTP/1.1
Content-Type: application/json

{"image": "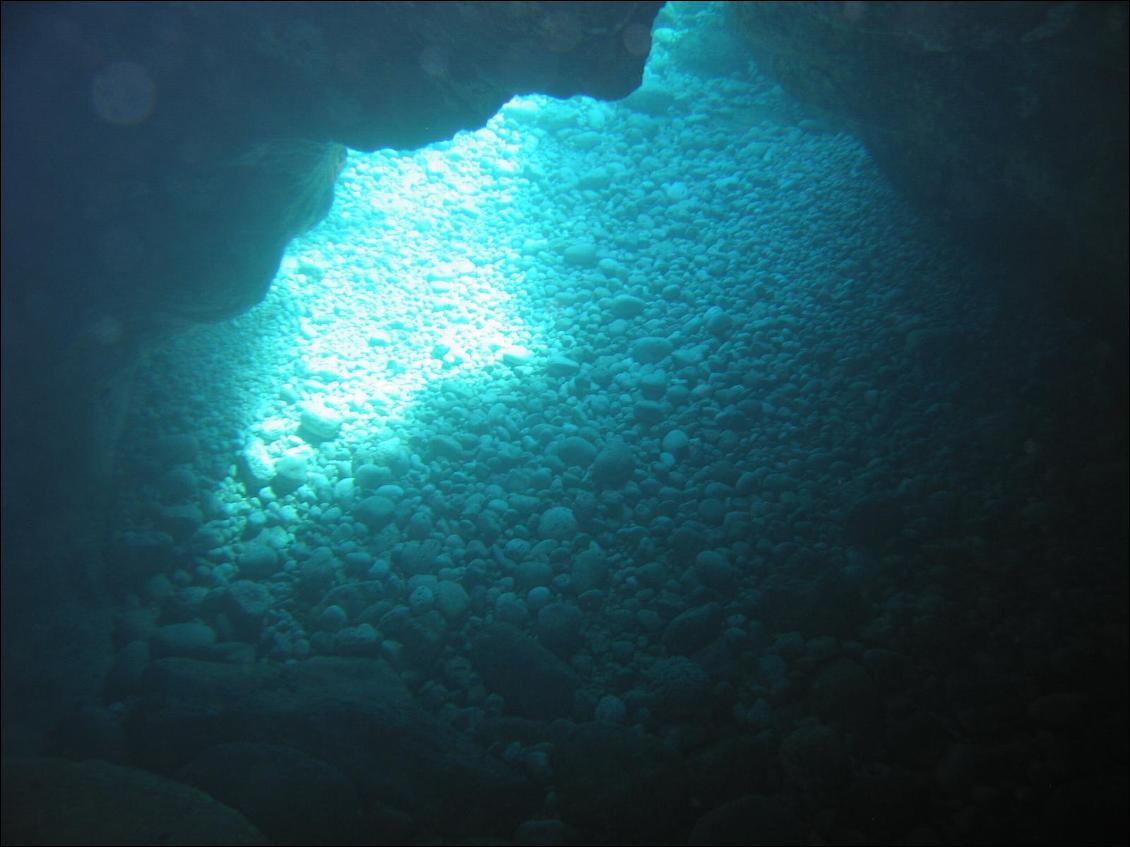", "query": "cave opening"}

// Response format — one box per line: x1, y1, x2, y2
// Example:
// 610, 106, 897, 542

5, 2, 1125, 844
